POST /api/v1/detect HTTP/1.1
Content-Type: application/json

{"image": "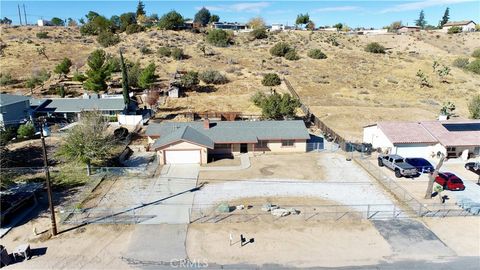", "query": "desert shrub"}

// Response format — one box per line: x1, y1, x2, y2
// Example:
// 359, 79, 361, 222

36, 31, 49, 39
270, 42, 292, 57
158, 11, 184, 30
125, 24, 144, 34
447, 26, 462, 34
467, 59, 480, 74
96, 31, 120, 47
199, 70, 228, 84
308, 49, 327, 59
284, 50, 300, 61
56, 85, 66, 97
469, 94, 480, 119
250, 28, 267, 39
251, 91, 300, 120
0, 72, 13, 86
17, 123, 35, 138
206, 29, 230, 47
54, 57, 72, 76
139, 46, 152, 55
261, 73, 281, 86
178, 71, 199, 89
72, 72, 87, 82
157, 47, 171, 57
452, 58, 469, 69
0, 127, 17, 146
365, 42, 385, 54
171, 48, 184, 60
472, 48, 480, 58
